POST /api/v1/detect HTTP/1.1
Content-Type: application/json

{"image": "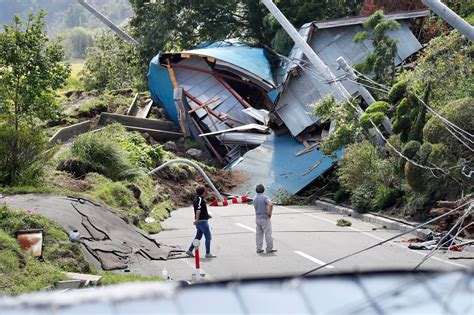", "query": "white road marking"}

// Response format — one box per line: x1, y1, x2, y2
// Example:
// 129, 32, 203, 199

280, 206, 468, 269
180, 257, 215, 281
294, 251, 335, 269
235, 223, 256, 233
